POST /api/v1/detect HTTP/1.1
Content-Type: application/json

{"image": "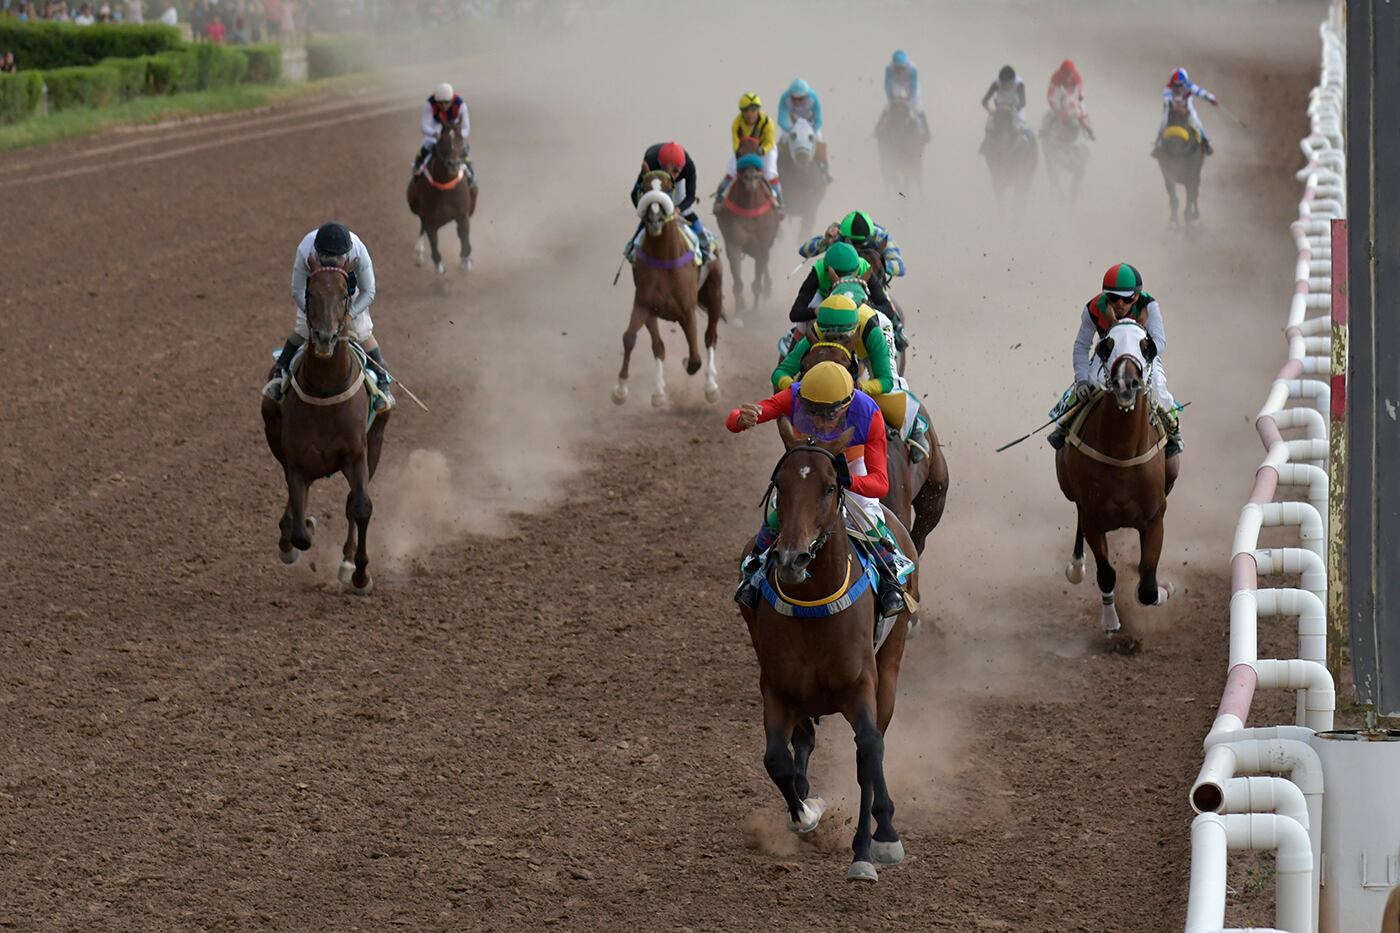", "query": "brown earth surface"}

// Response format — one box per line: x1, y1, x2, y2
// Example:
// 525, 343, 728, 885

0, 4, 1327, 930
